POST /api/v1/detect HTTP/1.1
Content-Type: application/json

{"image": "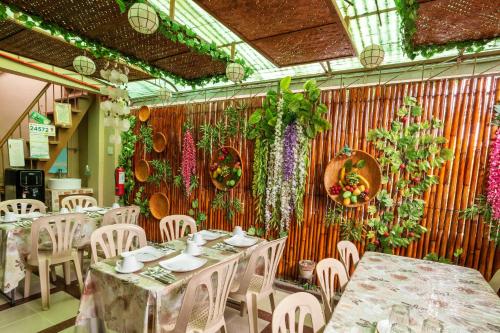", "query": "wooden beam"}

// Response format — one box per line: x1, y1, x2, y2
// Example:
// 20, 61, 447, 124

169, 0, 176, 20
